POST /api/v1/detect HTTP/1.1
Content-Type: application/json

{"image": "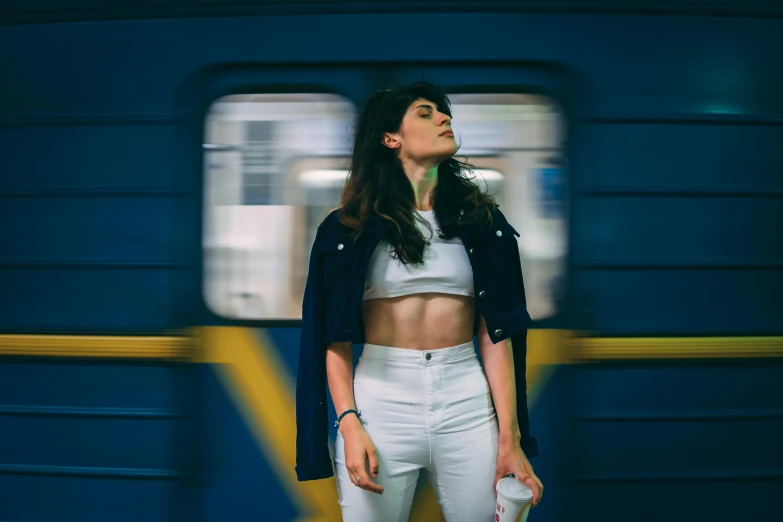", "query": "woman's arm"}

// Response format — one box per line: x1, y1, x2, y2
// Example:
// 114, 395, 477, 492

477, 315, 543, 506
325, 342, 384, 494
476, 315, 521, 446
326, 342, 359, 427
